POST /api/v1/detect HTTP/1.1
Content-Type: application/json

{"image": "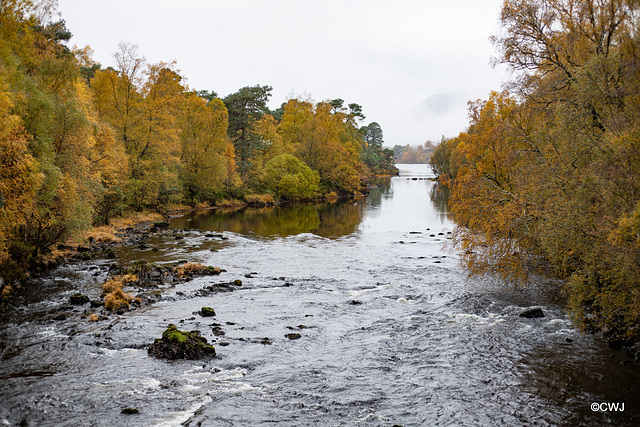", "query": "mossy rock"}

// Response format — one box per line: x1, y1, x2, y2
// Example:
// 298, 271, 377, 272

148, 324, 216, 360
201, 307, 216, 317
69, 293, 90, 305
